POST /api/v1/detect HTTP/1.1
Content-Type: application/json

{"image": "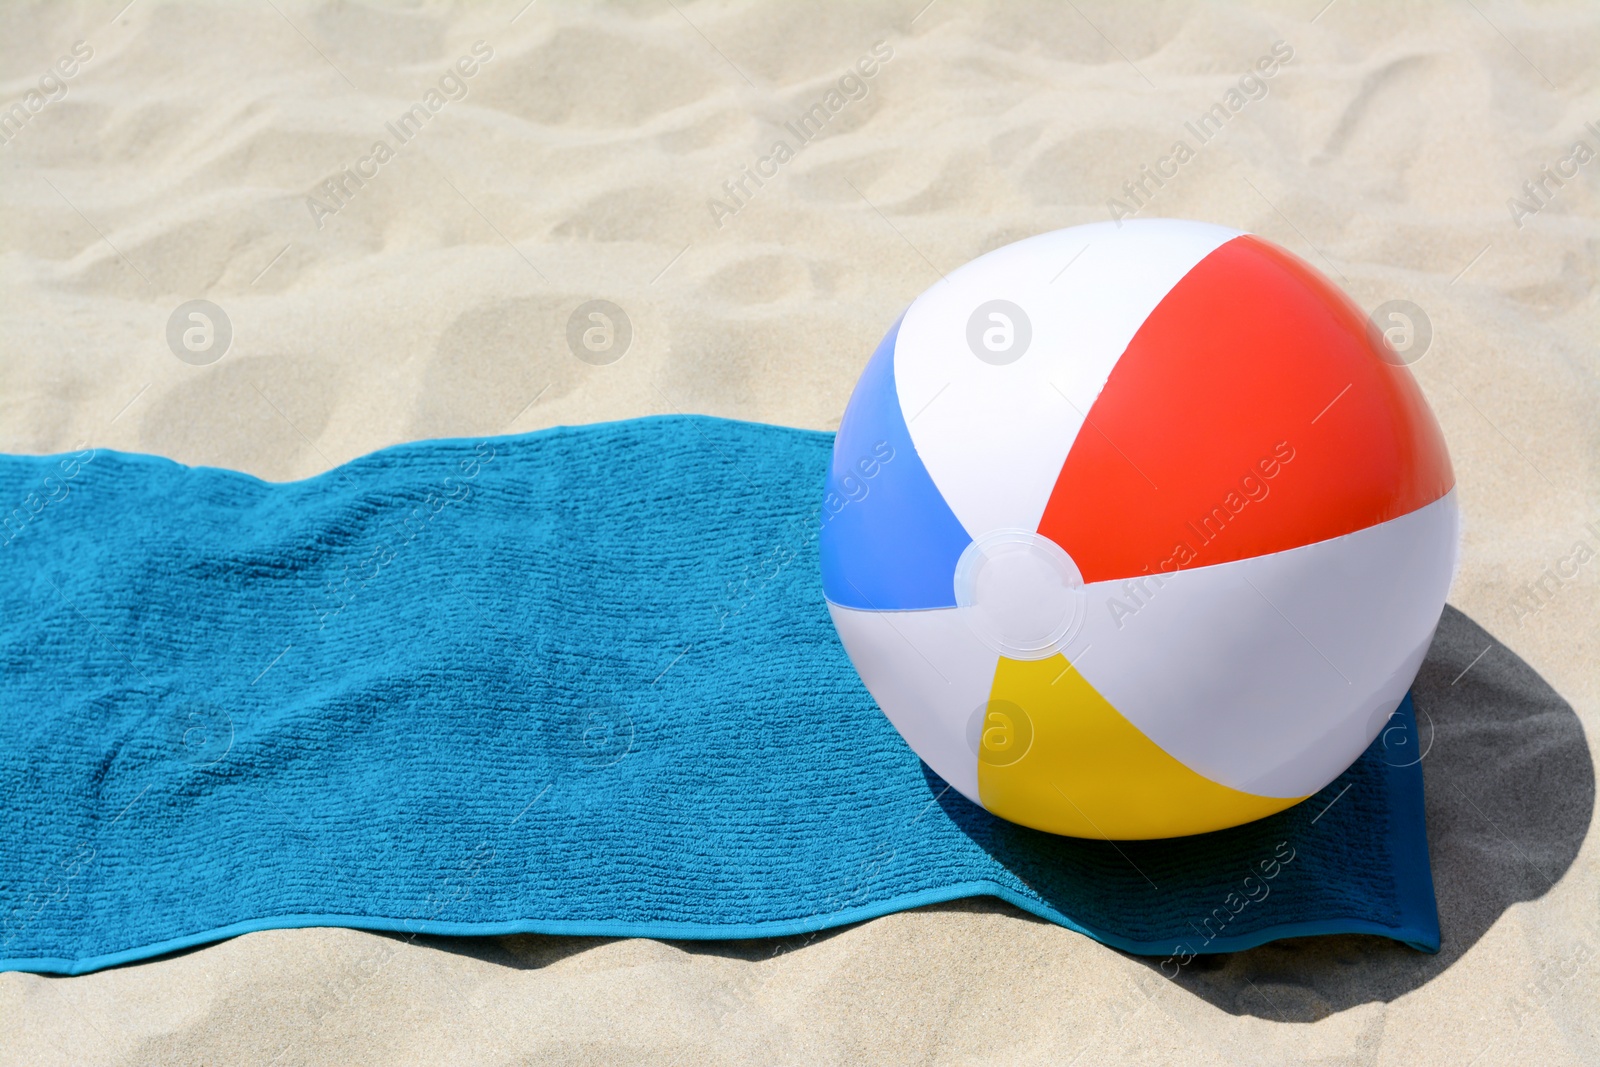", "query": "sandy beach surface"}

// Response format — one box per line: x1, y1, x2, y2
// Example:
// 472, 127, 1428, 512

2, 1, 1597, 1063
